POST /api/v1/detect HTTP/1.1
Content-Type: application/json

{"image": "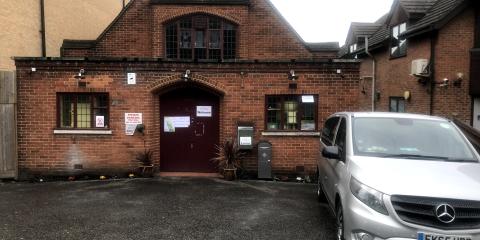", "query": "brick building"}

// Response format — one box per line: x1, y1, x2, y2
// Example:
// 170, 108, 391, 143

15, 0, 358, 178
341, 0, 479, 126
